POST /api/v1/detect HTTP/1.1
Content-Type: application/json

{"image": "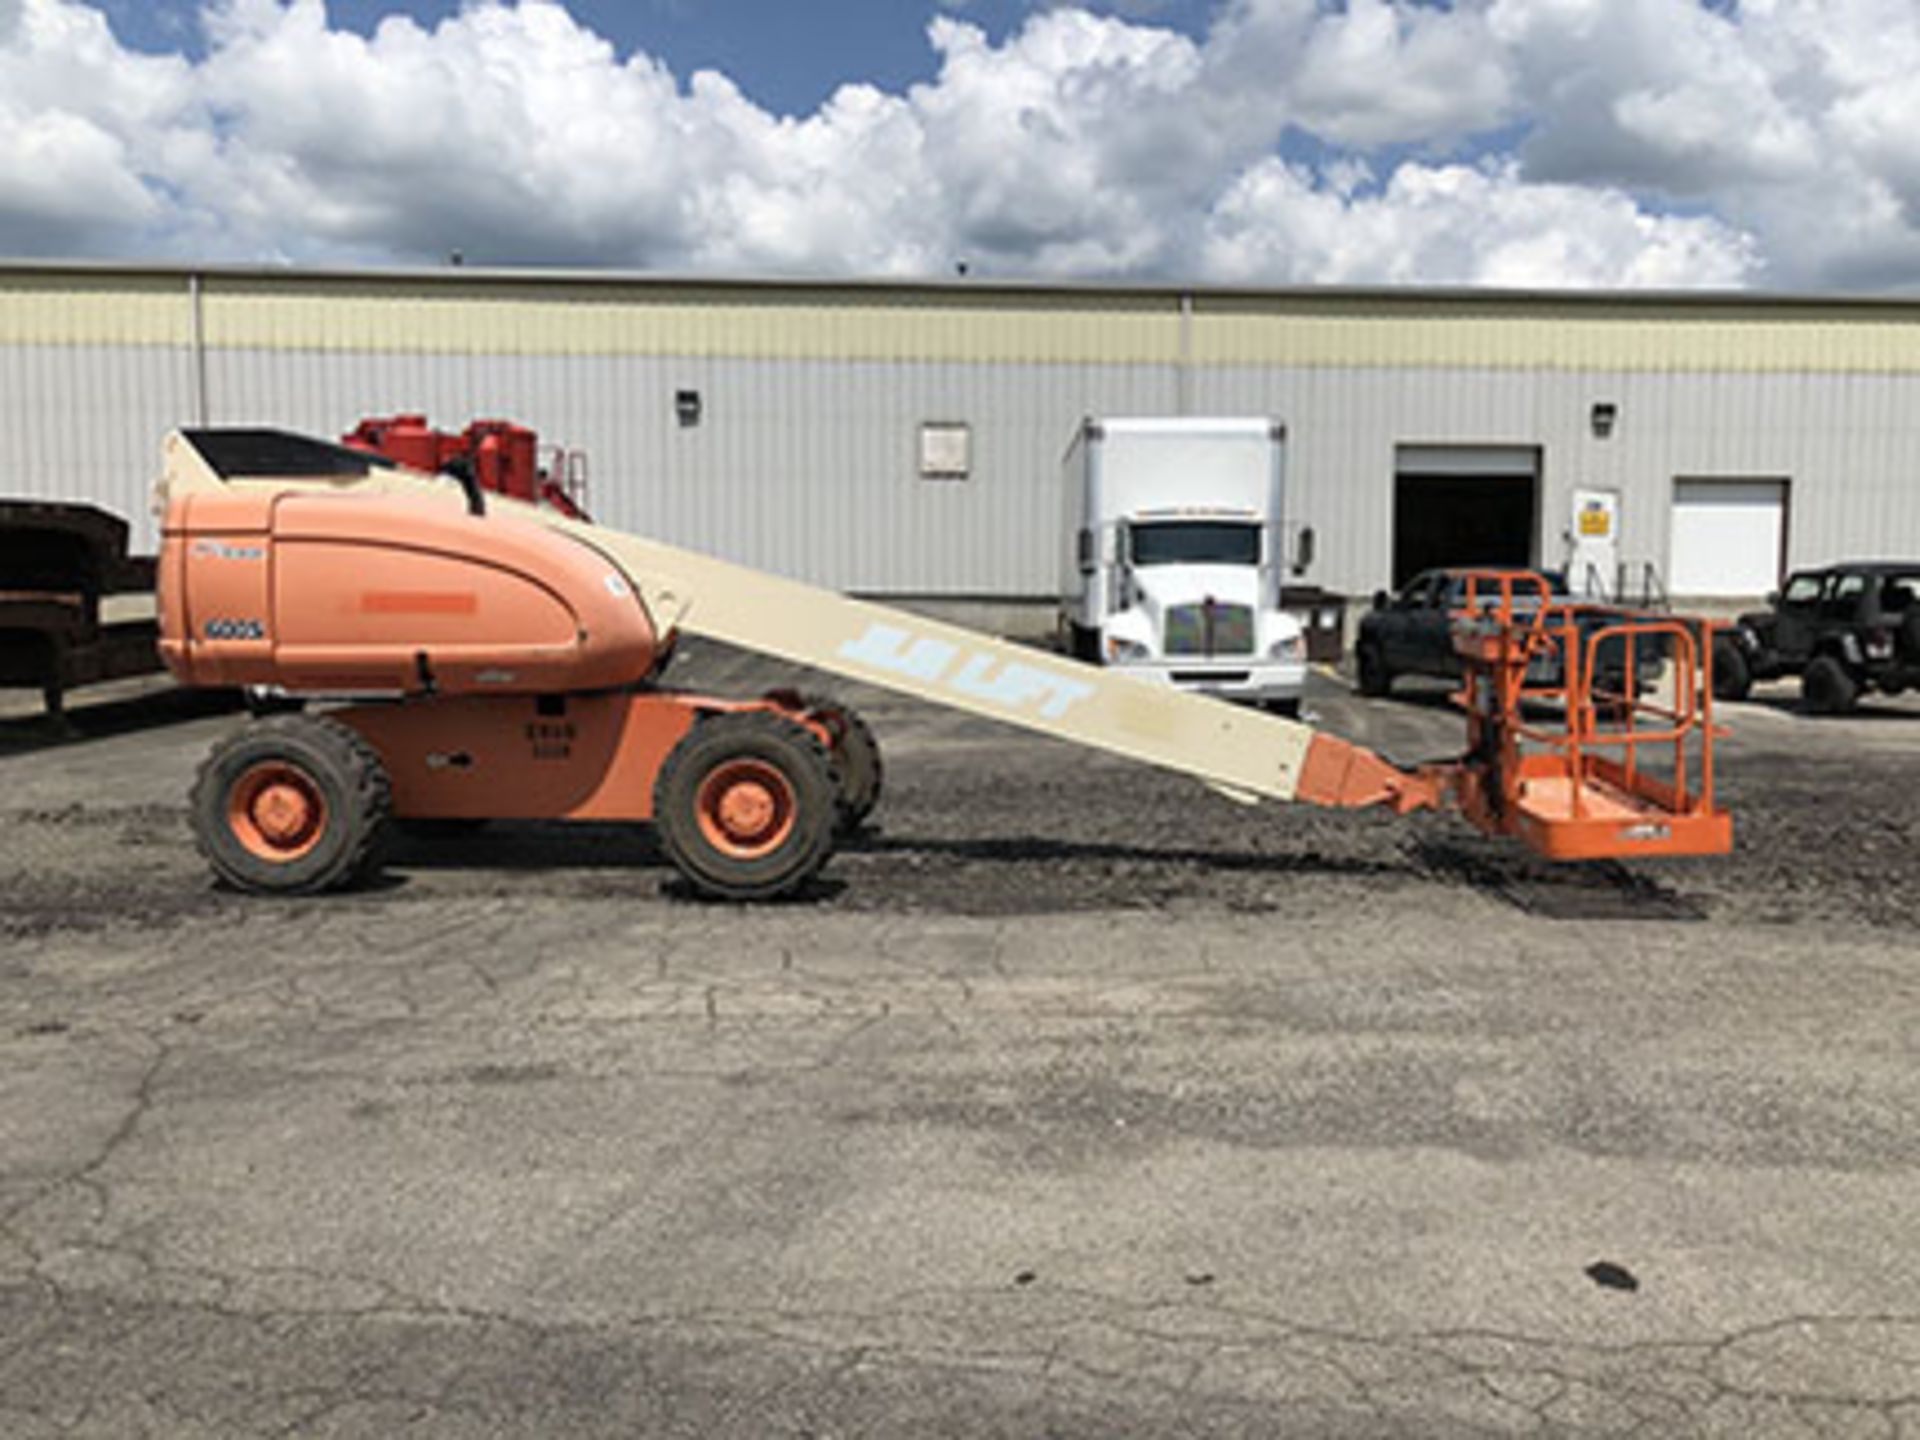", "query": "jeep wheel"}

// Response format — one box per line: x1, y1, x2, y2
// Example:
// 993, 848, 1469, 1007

1802, 654, 1860, 715
1710, 637, 1752, 702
